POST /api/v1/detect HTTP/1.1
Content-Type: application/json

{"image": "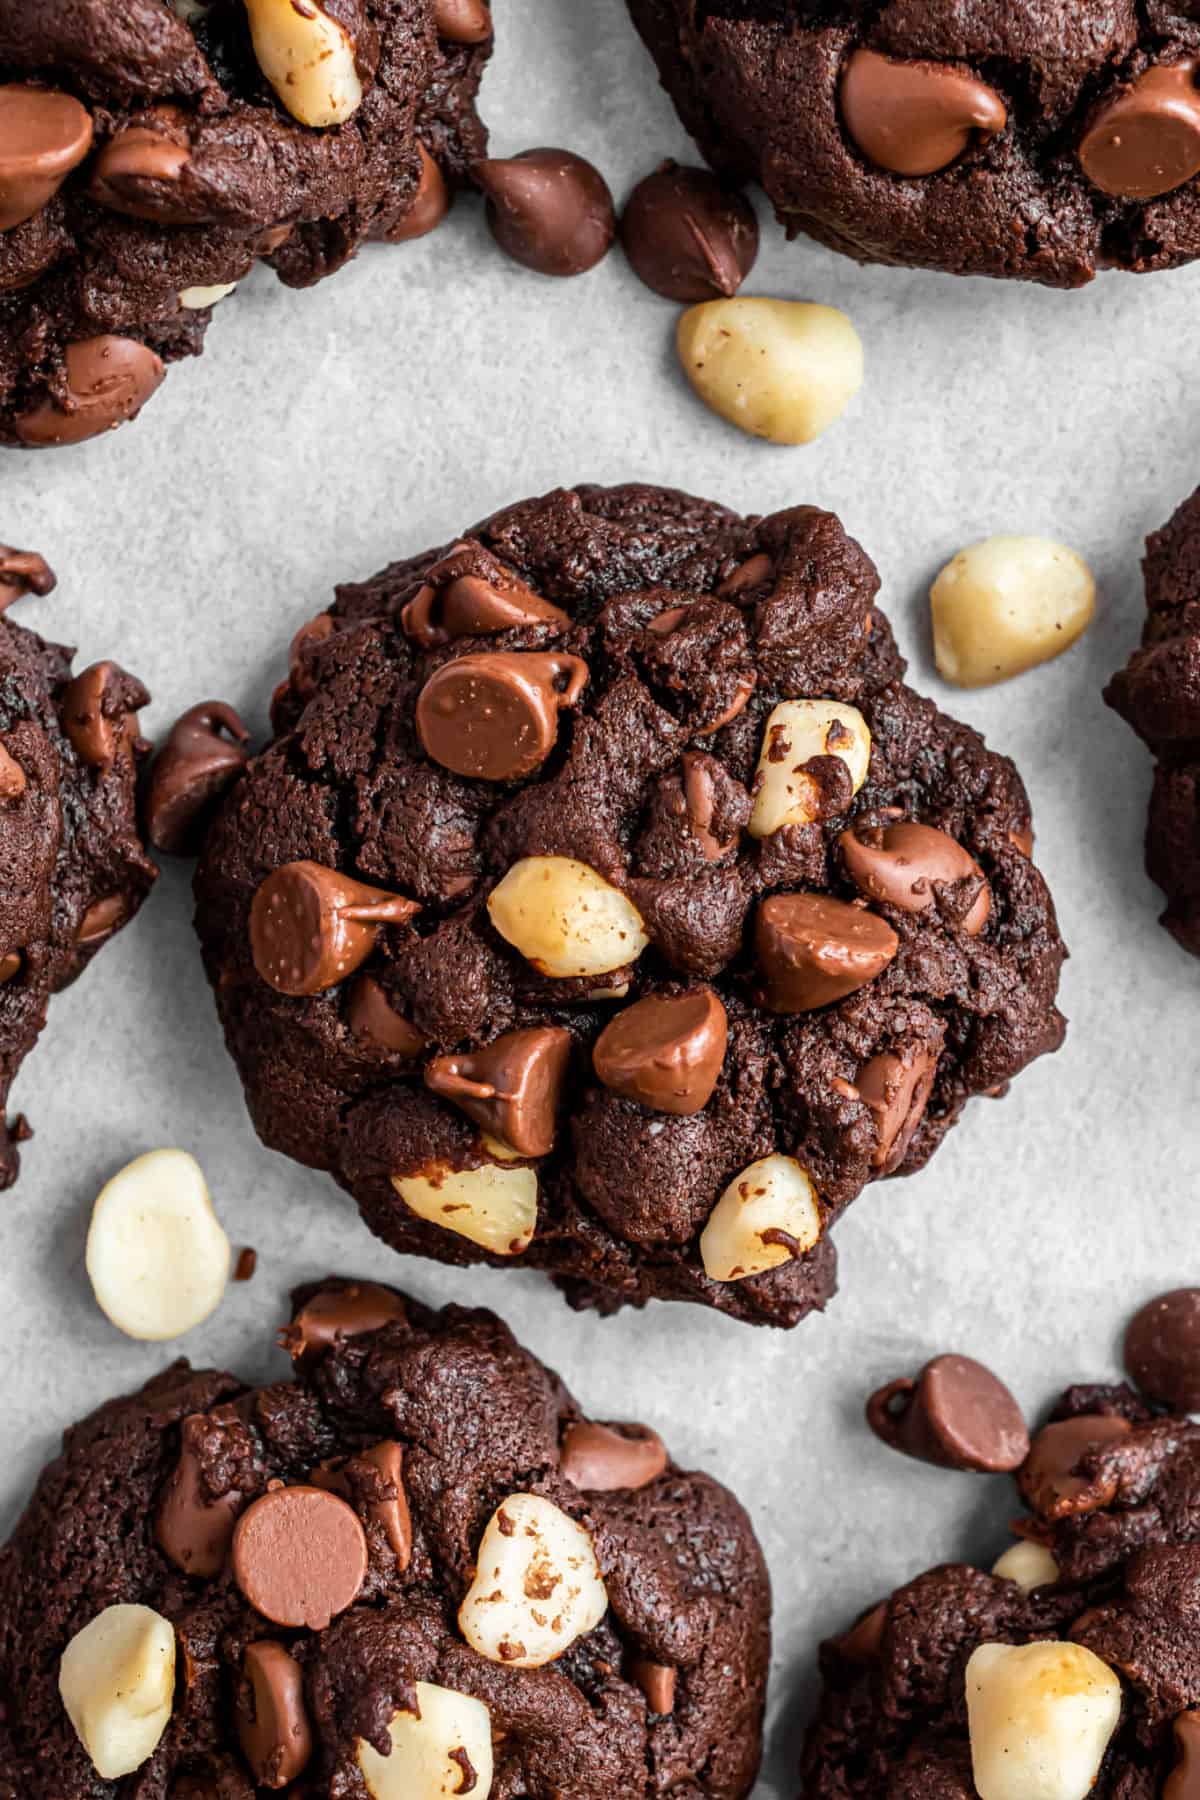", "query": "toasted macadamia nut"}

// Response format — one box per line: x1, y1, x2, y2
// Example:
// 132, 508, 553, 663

487, 856, 648, 978
676, 298, 863, 444
966, 1640, 1122, 1800
931, 536, 1096, 688
358, 1683, 494, 1800
244, 0, 363, 127
59, 1604, 176, 1780
458, 1492, 608, 1668
86, 1149, 231, 1341
992, 1540, 1060, 1594
748, 699, 871, 838
699, 1153, 822, 1283
179, 282, 237, 309
392, 1162, 538, 1255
